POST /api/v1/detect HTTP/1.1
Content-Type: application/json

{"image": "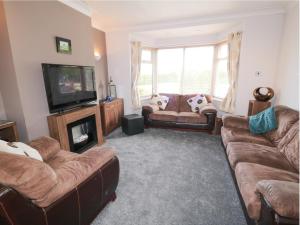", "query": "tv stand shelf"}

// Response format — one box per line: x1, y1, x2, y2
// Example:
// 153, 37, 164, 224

47, 105, 103, 152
